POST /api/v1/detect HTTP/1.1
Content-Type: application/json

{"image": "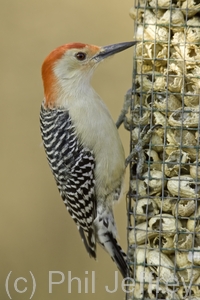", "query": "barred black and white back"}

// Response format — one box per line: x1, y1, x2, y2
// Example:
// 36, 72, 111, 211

40, 102, 129, 278
40, 103, 96, 256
